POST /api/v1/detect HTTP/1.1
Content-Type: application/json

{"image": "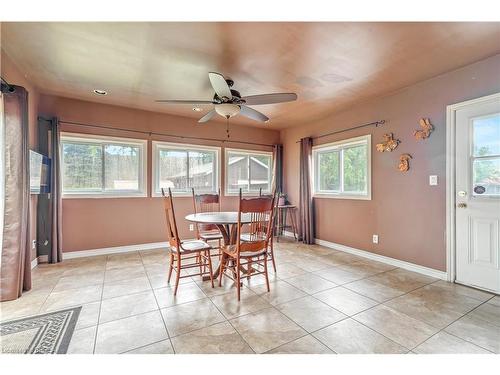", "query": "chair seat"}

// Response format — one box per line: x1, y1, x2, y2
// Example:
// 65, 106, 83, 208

240, 233, 267, 242
200, 230, 223, 241
222, 244, 267, 258
171, 239, 212, 253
